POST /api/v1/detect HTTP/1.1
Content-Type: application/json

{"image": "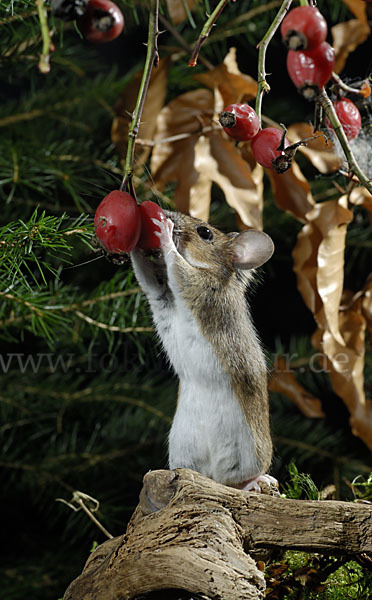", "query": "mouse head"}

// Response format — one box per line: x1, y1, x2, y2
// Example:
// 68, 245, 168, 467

165, 211, 274, 279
